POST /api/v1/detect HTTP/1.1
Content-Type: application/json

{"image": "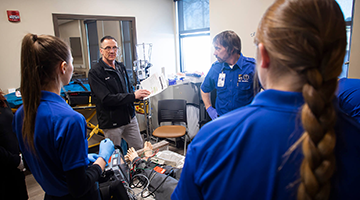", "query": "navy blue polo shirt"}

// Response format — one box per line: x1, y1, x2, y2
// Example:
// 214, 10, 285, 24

172, 89, 360, 200
201, 53, 256, 116
337, 78, 360, 123
13, 91, 89, 196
